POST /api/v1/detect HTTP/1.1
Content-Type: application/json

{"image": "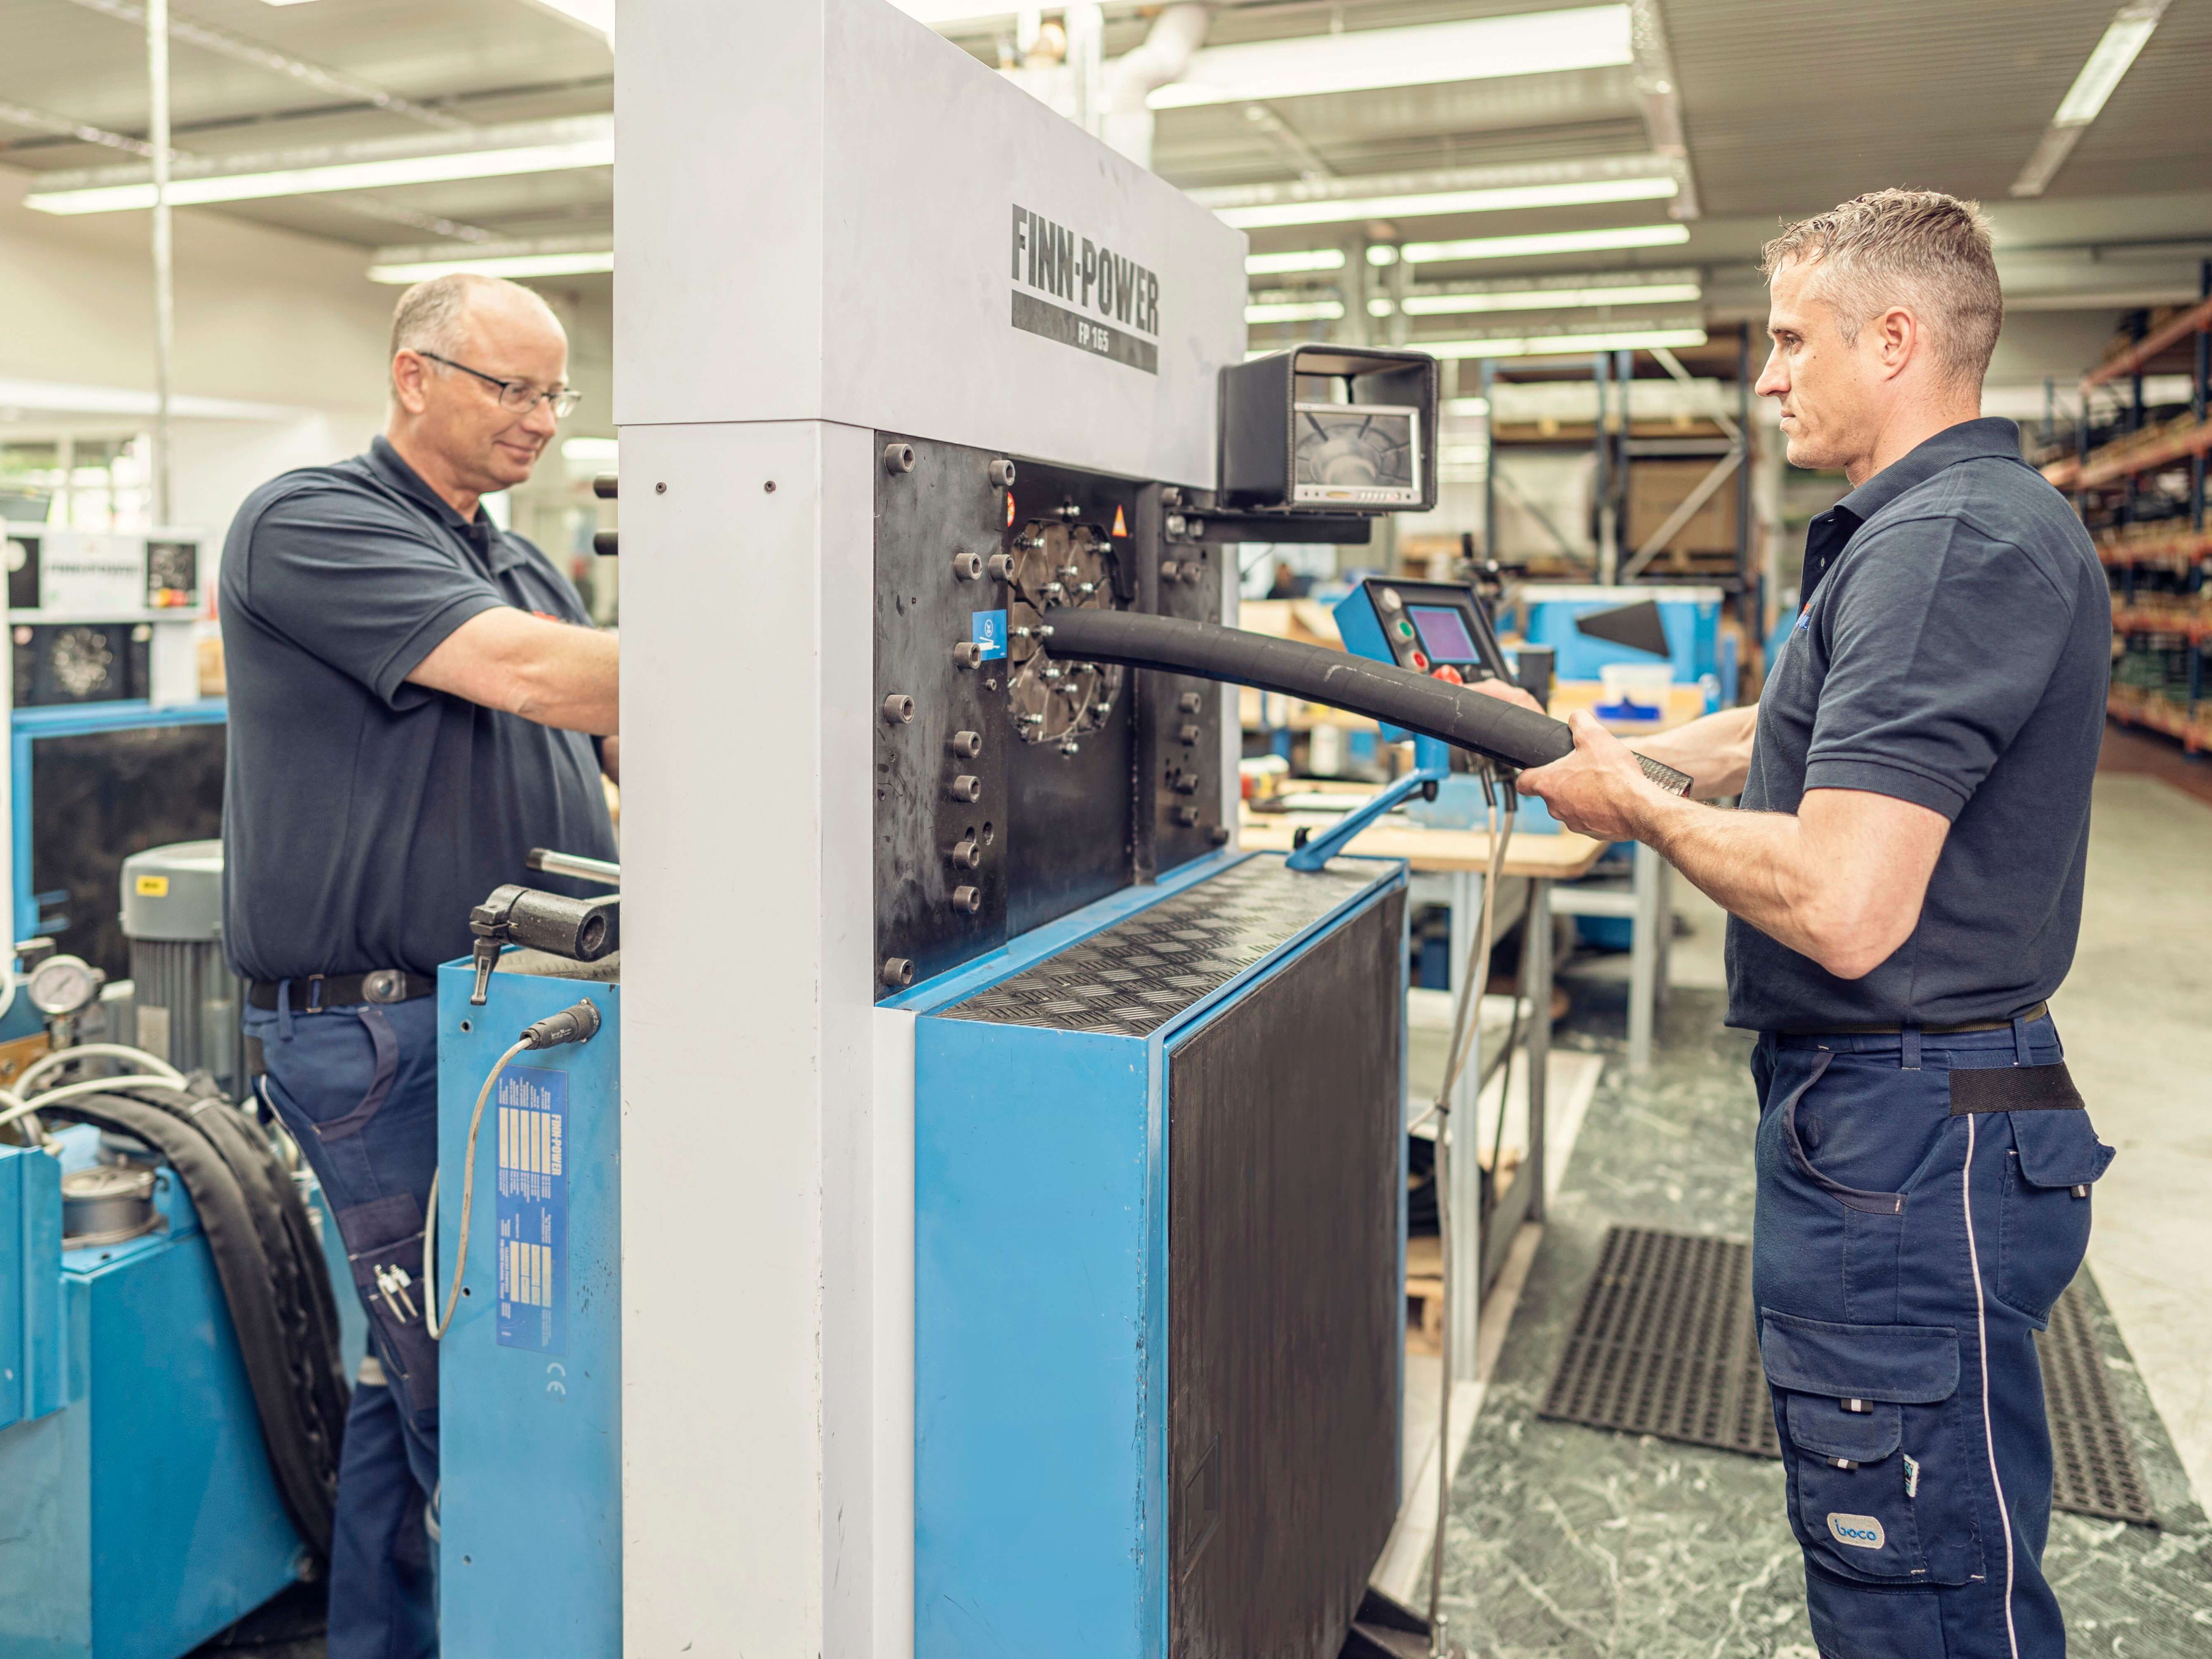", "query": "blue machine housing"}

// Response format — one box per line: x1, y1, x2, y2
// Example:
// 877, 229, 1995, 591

901, 850, 1409, 1658
0, 1123, 353, 1659
436, 955, 621, 1657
